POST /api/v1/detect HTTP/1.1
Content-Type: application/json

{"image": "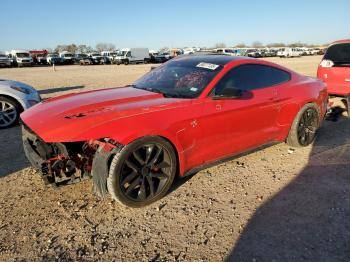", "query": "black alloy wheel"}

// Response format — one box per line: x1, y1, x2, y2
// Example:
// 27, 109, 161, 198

297, 108, 319, 146
107, 137, 177, 207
